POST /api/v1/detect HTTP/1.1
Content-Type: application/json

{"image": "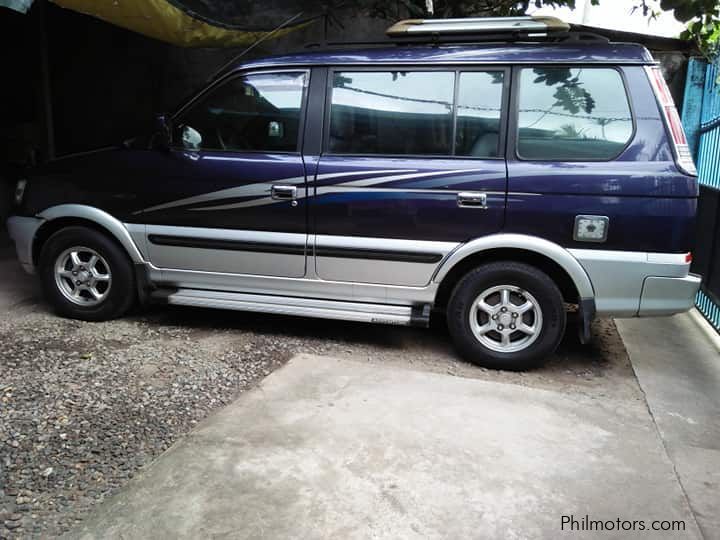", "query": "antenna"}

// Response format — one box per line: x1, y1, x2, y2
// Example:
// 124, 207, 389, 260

208, 11, 308, 82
